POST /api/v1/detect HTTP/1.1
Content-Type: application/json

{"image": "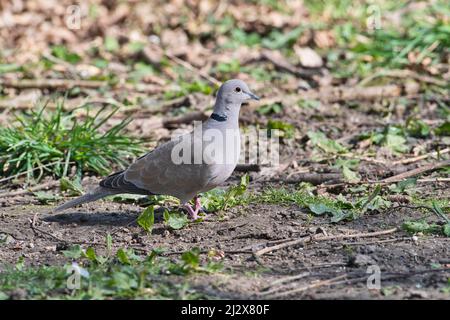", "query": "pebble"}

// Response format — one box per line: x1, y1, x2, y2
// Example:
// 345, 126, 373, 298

9, 288, 27, 300
348, 254, 376, 267
408, 289, 428, 299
